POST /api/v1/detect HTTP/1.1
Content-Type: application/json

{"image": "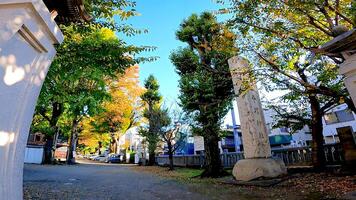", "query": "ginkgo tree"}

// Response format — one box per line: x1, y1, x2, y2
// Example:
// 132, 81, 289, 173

79, 117, 111, 155
31, 0, 153, 164
84, 65, 144, 154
